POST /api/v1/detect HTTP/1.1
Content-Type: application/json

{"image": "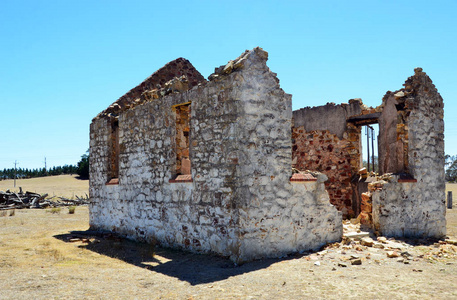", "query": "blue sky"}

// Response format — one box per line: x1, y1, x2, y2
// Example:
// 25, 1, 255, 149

1, 0, 456, 170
